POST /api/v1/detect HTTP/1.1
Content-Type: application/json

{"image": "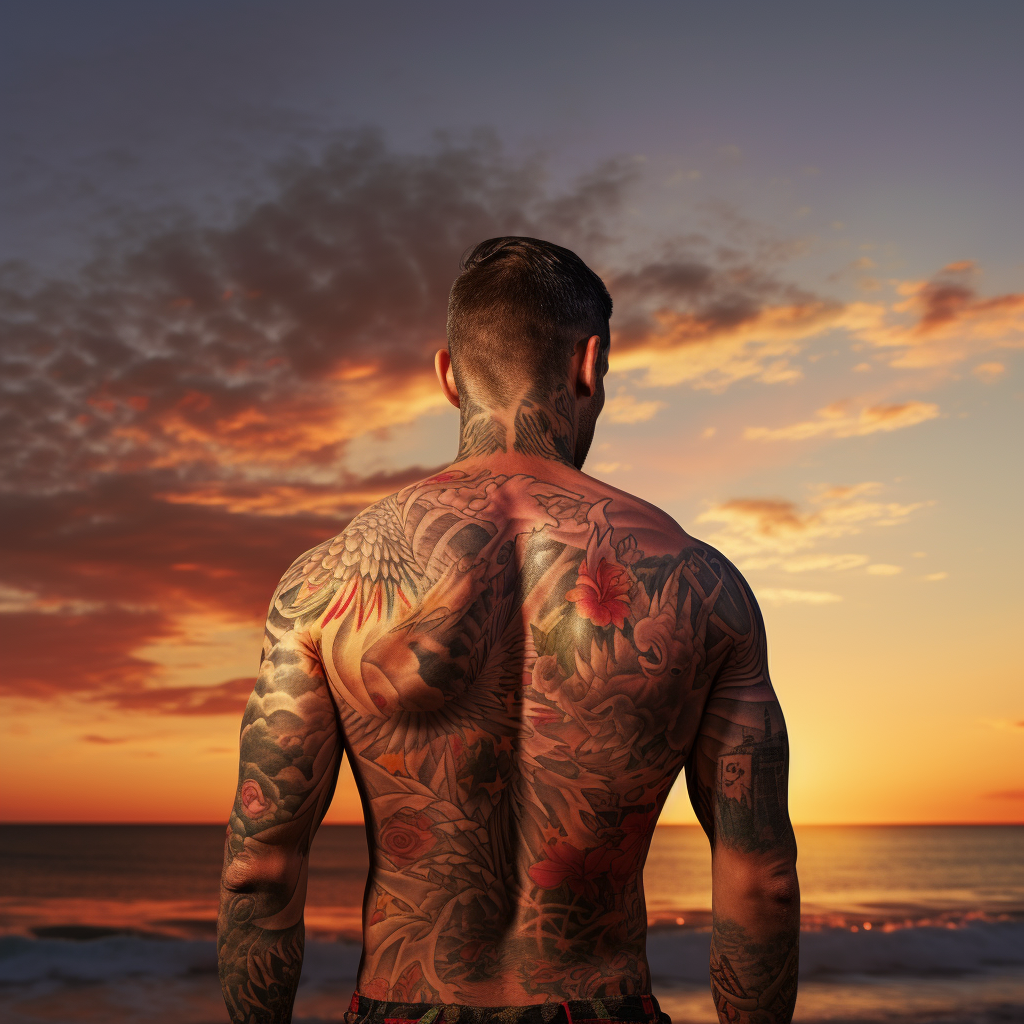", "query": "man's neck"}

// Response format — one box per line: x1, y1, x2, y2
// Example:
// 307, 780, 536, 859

453, 384, 577, 468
